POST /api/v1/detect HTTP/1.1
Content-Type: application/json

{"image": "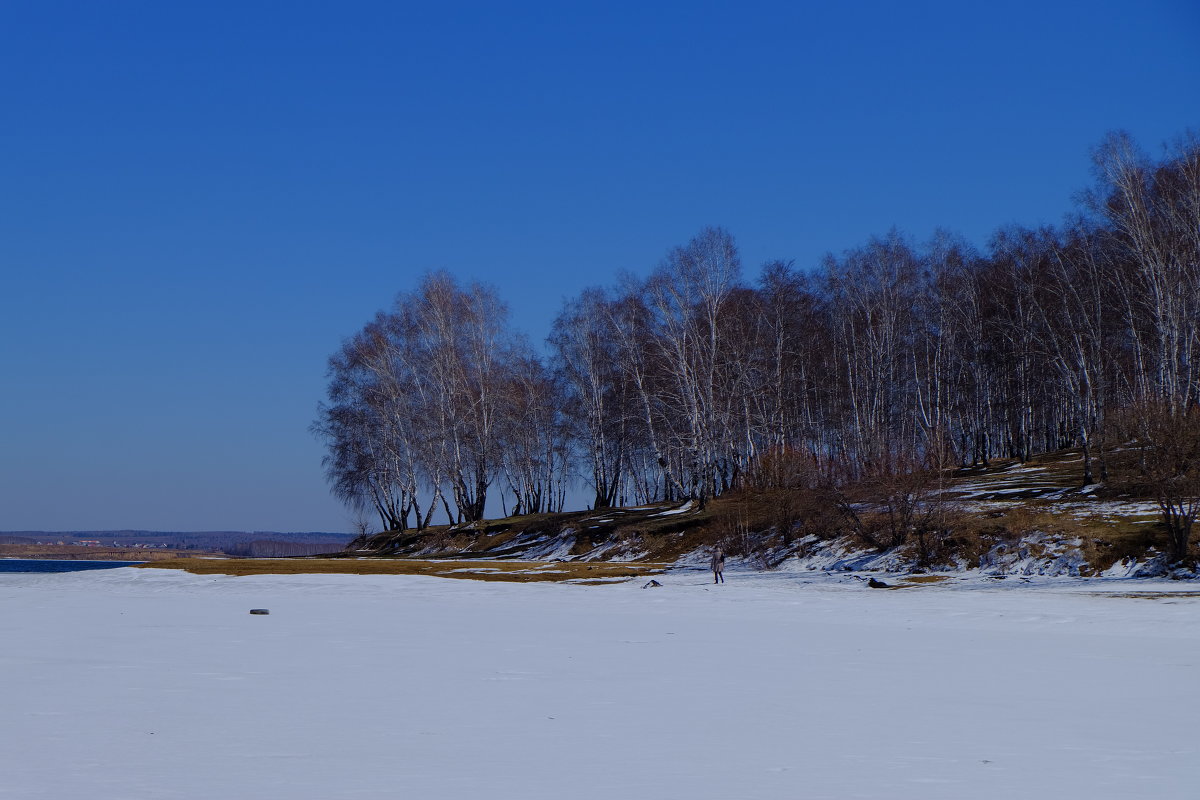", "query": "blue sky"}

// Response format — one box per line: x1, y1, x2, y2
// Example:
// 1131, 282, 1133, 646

2, 0, 1198, 532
